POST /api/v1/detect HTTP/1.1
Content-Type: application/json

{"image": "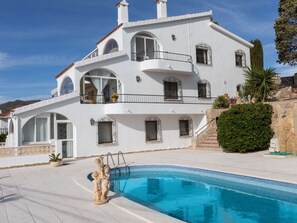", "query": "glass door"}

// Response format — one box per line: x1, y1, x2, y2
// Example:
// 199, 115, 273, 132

57, 122, 73, 158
